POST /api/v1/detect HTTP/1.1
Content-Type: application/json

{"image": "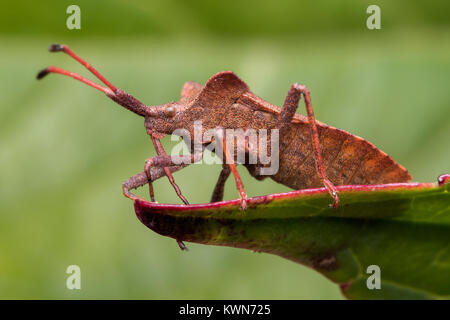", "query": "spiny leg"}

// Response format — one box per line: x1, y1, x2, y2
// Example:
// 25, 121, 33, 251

144, 154, 202, 173
123, 171, 151, 201
123, 166, 187, 201
210, 165, 231, 203
216, 129, 247, 210
278, 84, 339, 208
149, 136, 190, 205
144, 151, 203, 204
